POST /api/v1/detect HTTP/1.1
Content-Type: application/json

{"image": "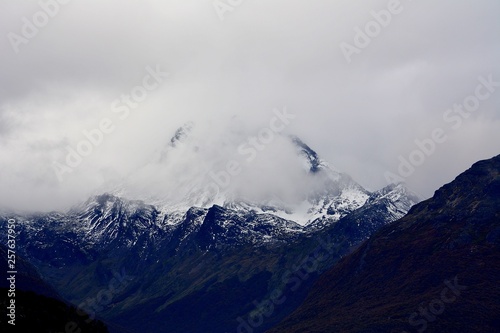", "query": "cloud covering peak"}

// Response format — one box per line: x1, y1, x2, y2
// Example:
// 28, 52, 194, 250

0, 0, 499, 211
